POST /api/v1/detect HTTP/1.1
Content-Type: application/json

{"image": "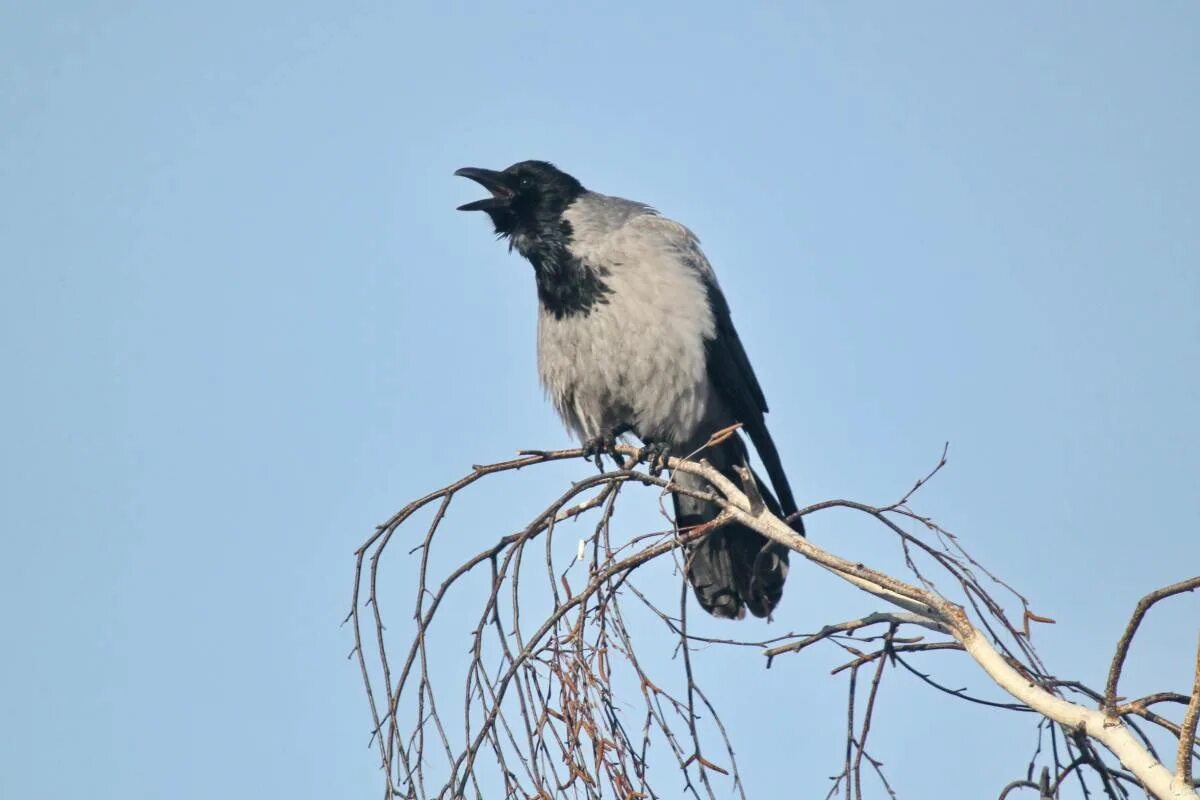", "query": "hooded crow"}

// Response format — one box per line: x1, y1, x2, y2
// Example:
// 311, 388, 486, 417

456, 160, 804, 619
